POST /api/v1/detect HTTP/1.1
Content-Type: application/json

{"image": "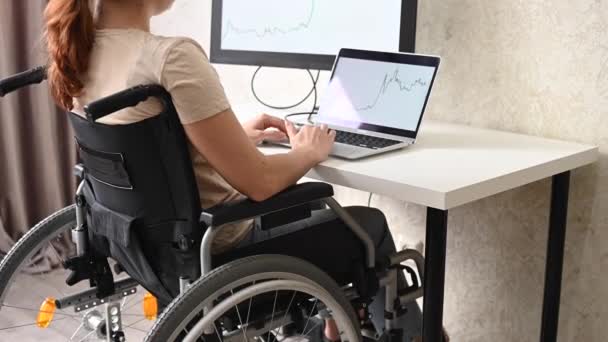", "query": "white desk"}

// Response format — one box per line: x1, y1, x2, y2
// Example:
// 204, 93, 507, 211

259, 120, 597, 210
234, 103, 599, 342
